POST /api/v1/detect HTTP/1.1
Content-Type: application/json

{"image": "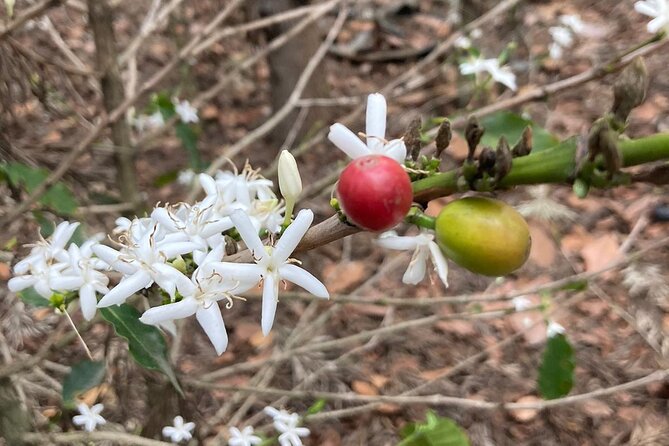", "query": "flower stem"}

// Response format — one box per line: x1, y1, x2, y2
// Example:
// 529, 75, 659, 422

406, 208, 436, 230
62, 307, 93, 360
